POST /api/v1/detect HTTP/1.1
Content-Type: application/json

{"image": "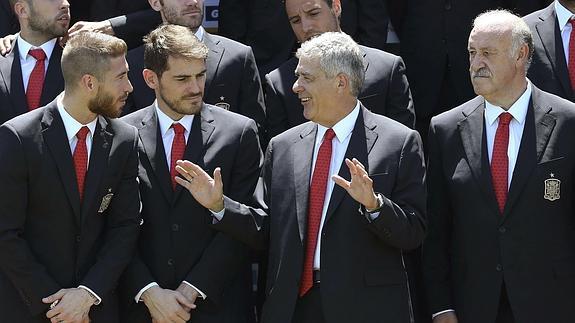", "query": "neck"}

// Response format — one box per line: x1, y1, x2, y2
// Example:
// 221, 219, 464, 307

559, 0, 575, 13
62, 91, 98, 125
19, 26, 53, 47
486, 79, 528, 110
321, 97, 357, 128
